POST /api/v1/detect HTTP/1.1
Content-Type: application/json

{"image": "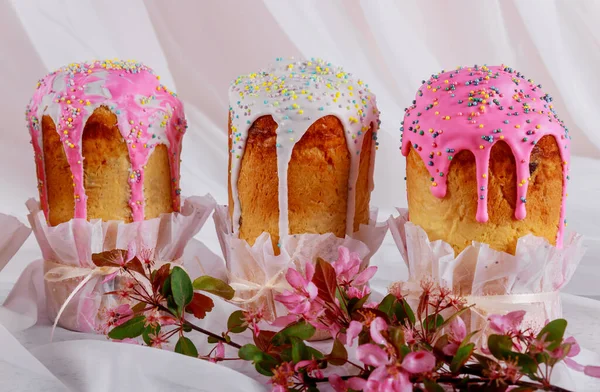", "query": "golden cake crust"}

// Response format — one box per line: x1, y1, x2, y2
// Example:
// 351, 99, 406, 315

42, 106, 174, 226
229, 114, 373, 251
406, 135, 563, 255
